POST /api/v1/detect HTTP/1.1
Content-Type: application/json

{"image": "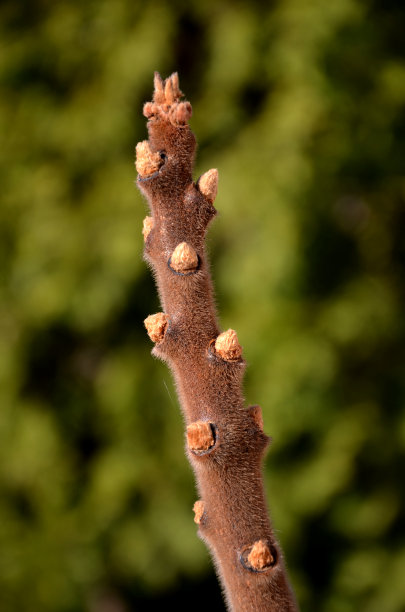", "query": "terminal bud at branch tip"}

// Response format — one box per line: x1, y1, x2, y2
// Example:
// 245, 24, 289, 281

144, 312, 169, 343
135, 140, 162, 177
193, 500, 205, 525
187, 421, 215, 451
142, 216, 154, 241
247, 540, 274, 570
215, 329, 242, 361
170, 242, 199, 273
146, 72, 191, 126
198, 169, 218, 203
154, 72, 182, 104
